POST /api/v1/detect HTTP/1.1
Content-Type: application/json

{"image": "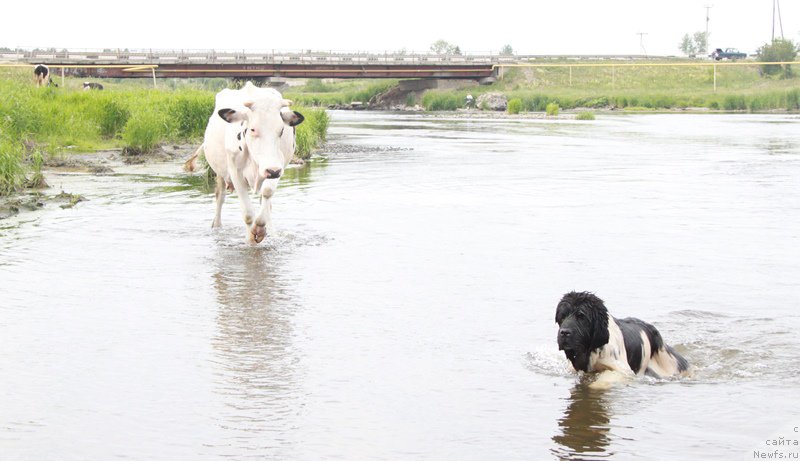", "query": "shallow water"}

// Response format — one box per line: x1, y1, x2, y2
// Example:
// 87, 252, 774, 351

1, 112, 799, 460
